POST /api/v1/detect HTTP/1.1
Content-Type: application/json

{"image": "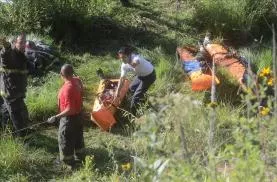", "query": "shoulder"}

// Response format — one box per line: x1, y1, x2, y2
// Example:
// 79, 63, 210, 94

131, 53, 140, 60
73, 77, 83, 90
73, 76, 82, 83
62, 82, 74, 92
121, 63, 131, 69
